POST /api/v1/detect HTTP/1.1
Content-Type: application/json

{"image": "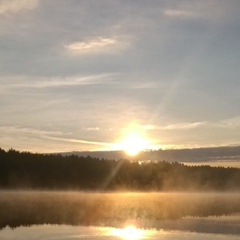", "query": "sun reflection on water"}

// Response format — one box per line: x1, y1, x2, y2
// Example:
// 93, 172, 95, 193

110, 225, 145, 240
